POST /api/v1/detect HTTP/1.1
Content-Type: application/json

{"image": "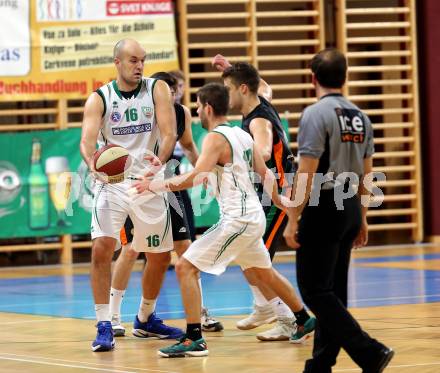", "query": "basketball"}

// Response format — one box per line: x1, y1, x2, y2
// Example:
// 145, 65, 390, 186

93, 144, 131, 183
